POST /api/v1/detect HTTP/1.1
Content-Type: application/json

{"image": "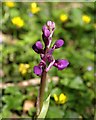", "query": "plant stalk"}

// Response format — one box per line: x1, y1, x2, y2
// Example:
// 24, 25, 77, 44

36, 69, 47, 116
36, 48, 48, 116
